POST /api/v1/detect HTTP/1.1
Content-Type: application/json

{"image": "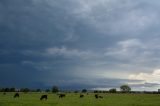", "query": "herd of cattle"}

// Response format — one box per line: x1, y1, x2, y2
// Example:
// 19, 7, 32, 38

11, 93, 103, 100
